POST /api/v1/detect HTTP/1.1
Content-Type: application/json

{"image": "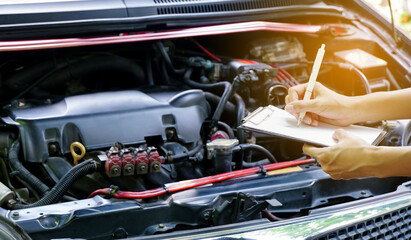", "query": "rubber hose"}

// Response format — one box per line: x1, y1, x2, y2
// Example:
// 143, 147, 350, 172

233, 93, 246, 143
172, 143, 203, 161
12, 160, 97, 209
217, 121, 235, 139
242, 159, 271, 168
6, 60, 56, 92
330, 62, 371, 94
156, 41, 185, 75
145, 47, 155, 86
8, 141, 49, 196
234, 144, 277, 163
350, 66, 372, 94
204, 92, 237, 114
205, 92, 245, 142
184, 68, 233, 122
